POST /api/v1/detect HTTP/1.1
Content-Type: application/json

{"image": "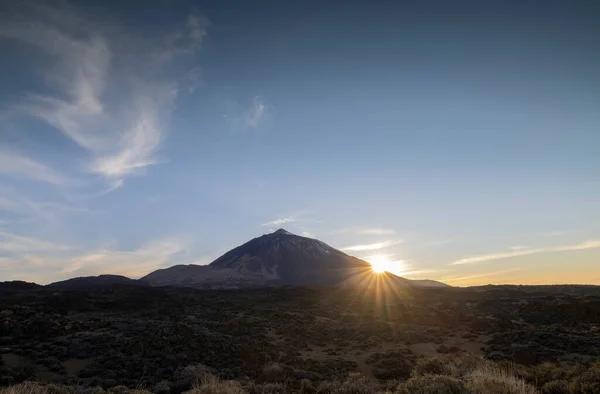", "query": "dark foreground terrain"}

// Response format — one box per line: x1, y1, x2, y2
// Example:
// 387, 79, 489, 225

1, 283, 600, 393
